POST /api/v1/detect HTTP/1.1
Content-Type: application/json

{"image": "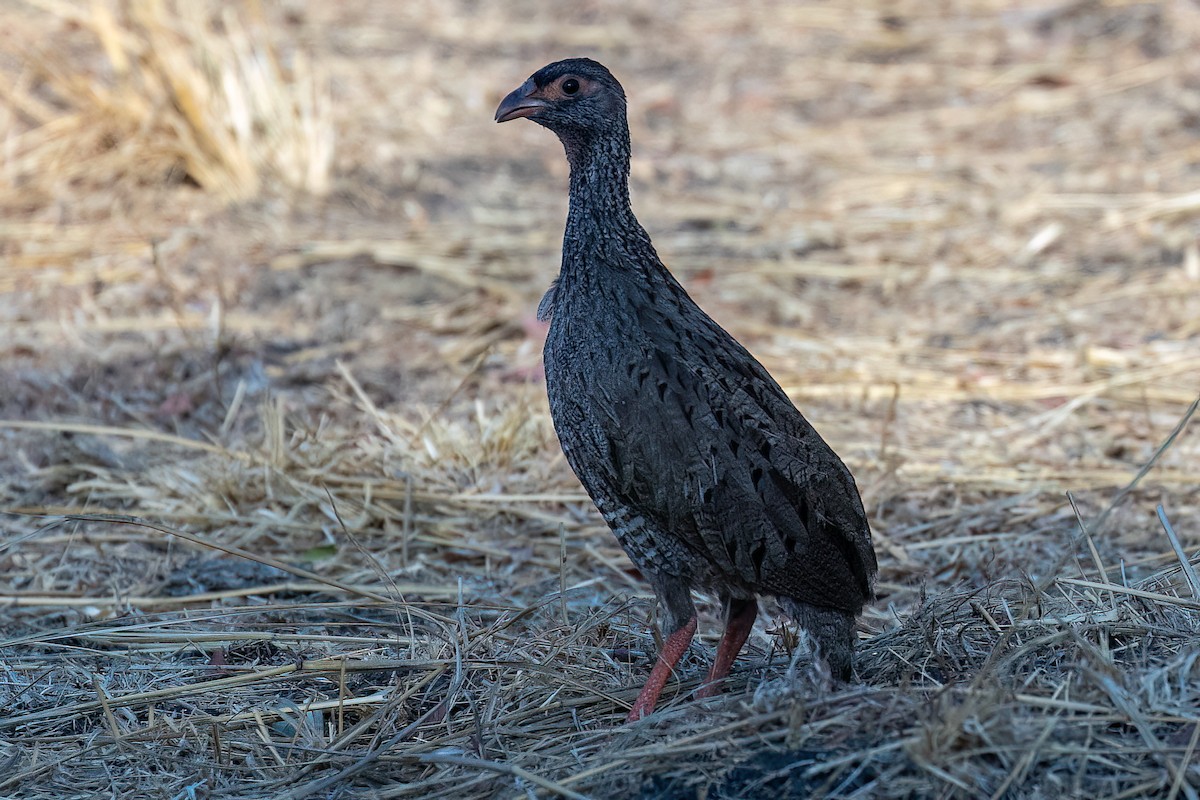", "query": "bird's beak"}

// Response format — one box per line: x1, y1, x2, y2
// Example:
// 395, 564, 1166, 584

495, 79, 548, 123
